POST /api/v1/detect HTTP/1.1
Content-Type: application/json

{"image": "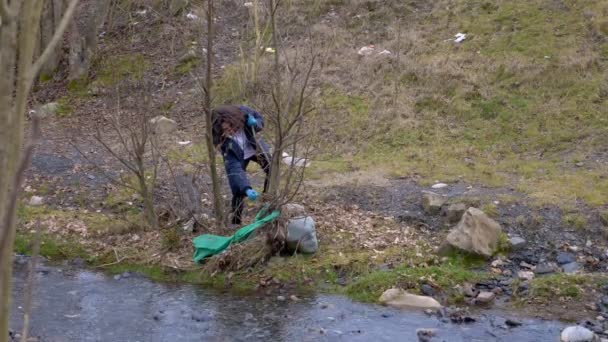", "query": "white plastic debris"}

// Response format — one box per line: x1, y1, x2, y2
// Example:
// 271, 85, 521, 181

431, 183, 448, 189
357, 45, 375, 56
135, 9, 147, 16
454, 33, 466, 43
282, 152, 311, 168
178, 141, 192, 146
378, 49, 392, 56
244, 2, 253, 7
265, 47, 276, 53
186, 12, 199, 20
